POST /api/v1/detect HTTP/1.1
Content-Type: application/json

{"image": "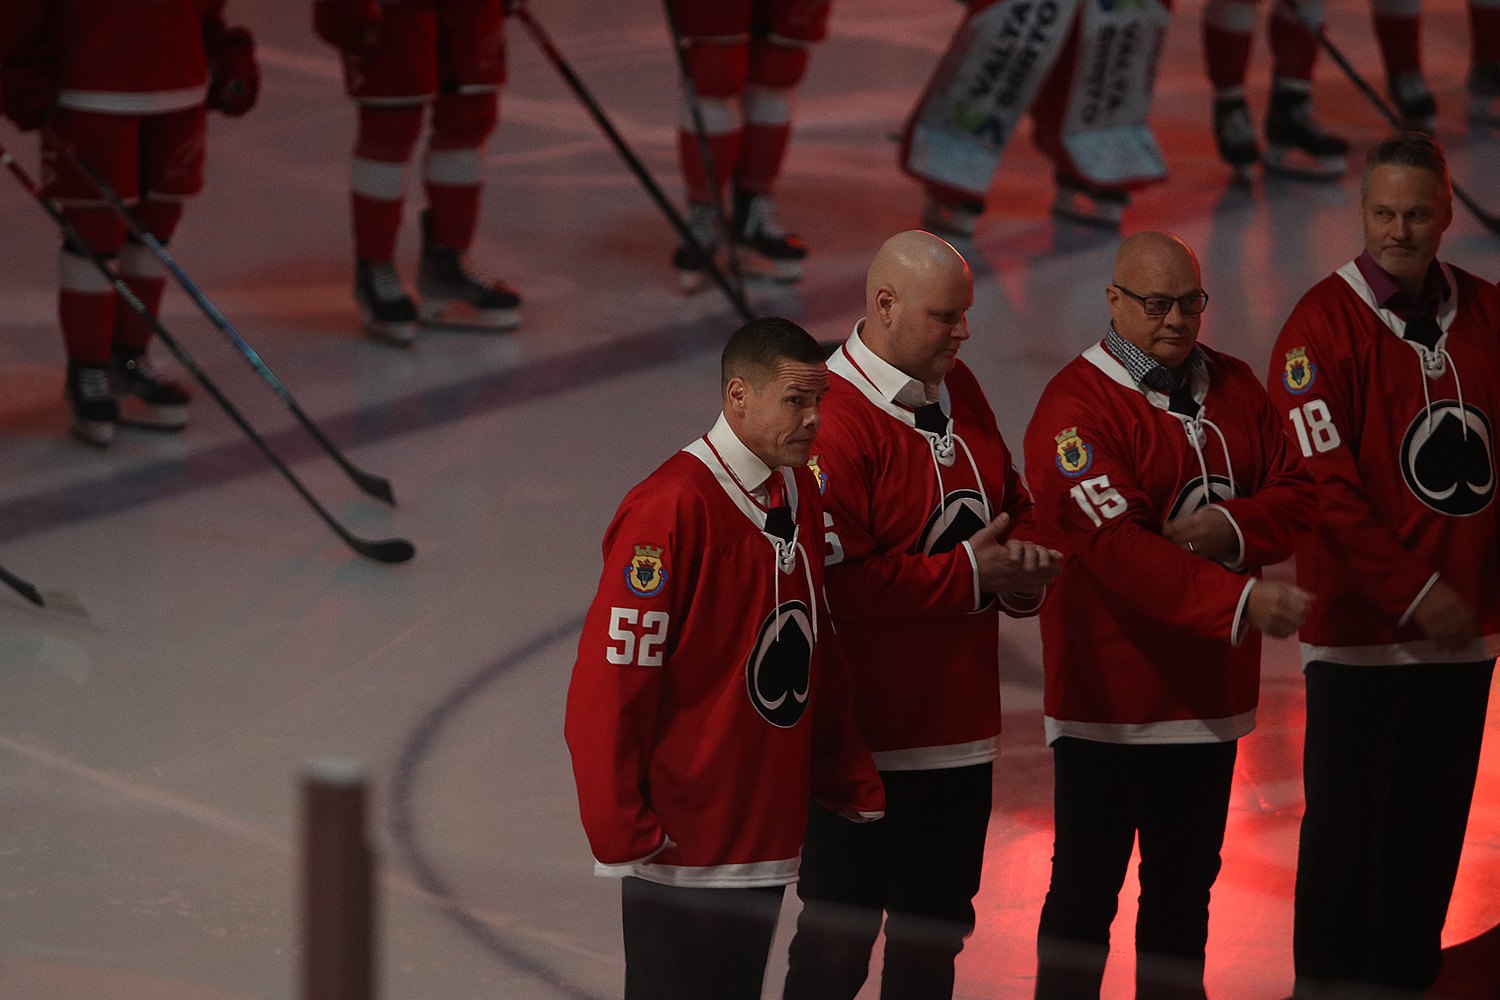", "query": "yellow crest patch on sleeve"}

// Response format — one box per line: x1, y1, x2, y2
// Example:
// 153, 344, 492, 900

1282, 346, 1316, 395
1055, 427, 1093, 477
625, 544, 668, 598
